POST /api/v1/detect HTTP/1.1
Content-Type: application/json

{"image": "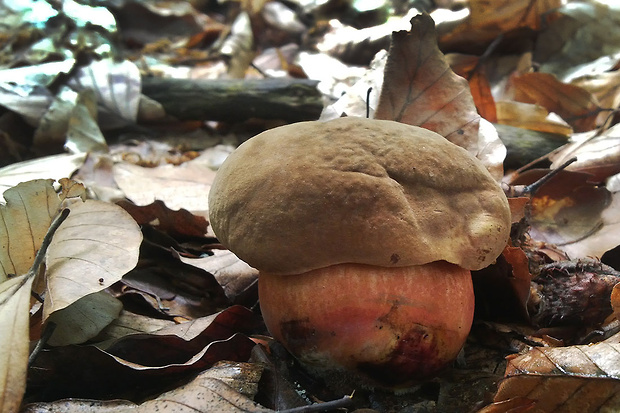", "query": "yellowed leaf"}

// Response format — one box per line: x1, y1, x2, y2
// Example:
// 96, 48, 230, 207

44, 200, 142, 320
0, 179, 61, 283
0, 274, 34, 413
